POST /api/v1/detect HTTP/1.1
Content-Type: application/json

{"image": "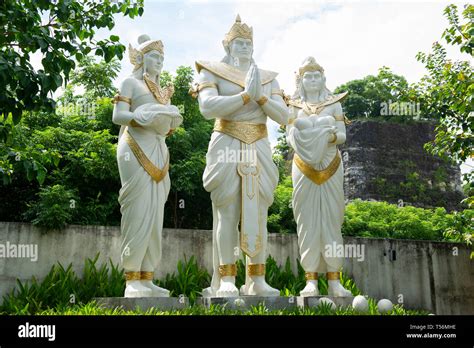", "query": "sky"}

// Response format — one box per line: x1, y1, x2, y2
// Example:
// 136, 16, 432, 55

34, 0, 473, 174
